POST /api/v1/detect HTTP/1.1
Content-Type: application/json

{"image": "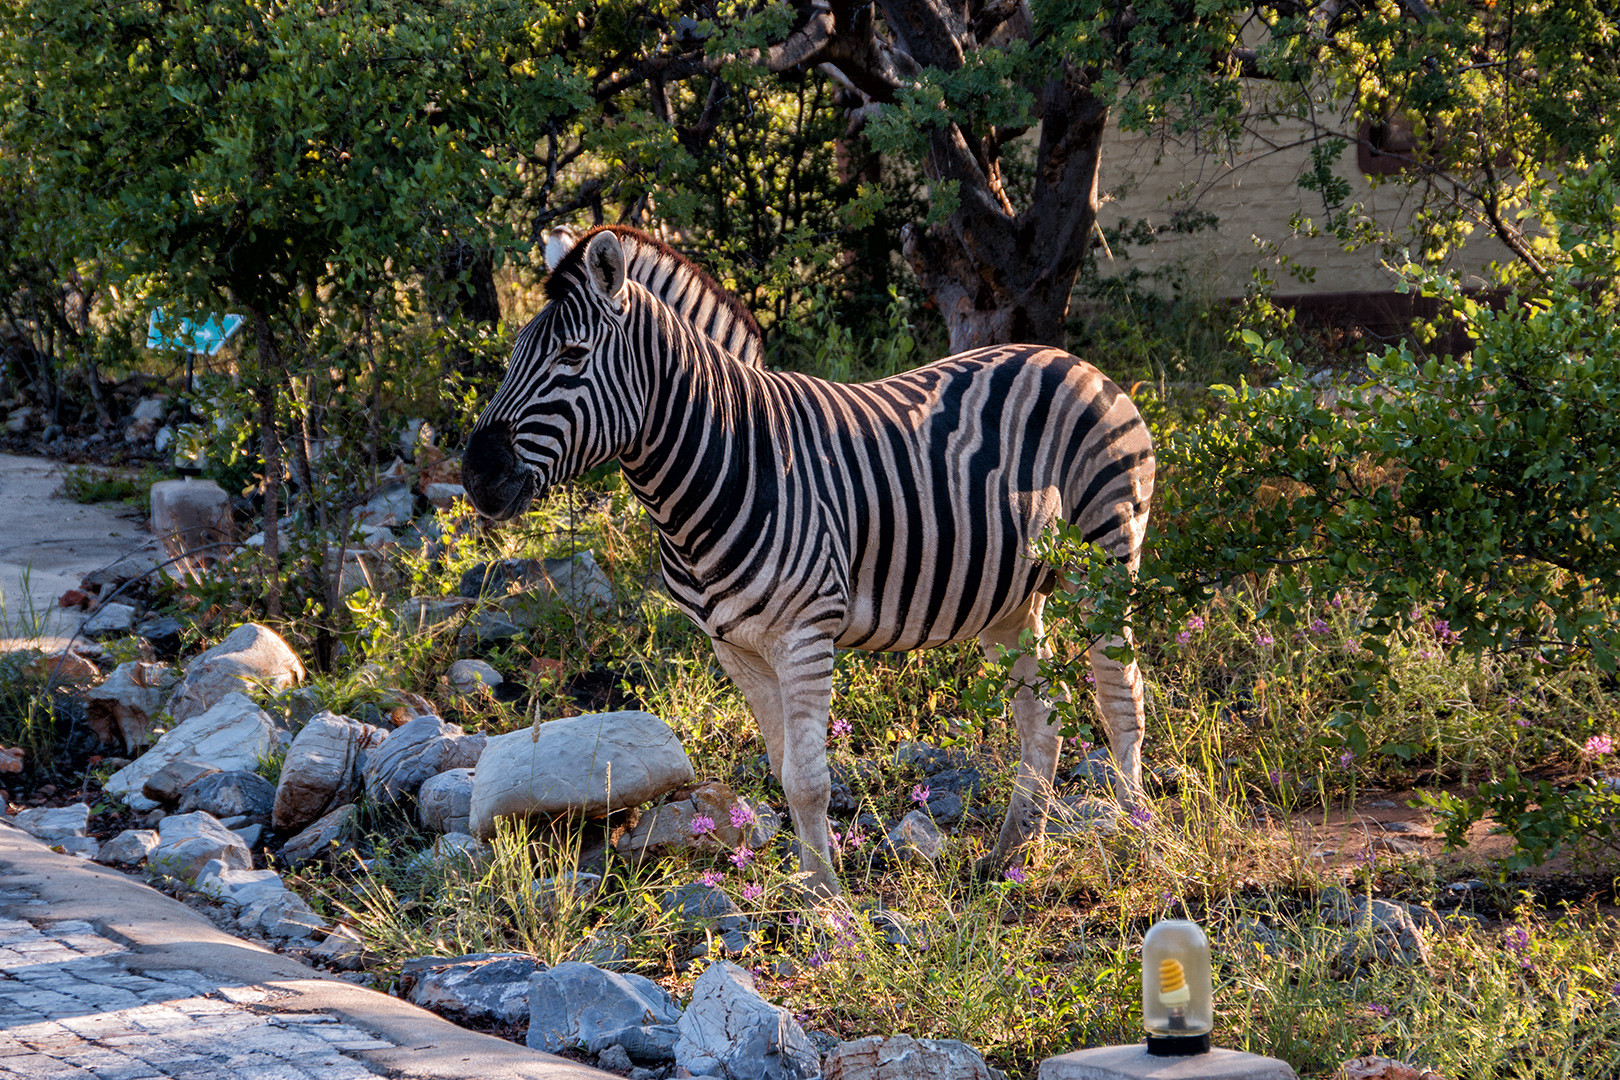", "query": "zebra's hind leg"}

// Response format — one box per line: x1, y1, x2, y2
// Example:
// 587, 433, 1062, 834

980, 592, 1063, 875
1088, 624, 1146, 812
